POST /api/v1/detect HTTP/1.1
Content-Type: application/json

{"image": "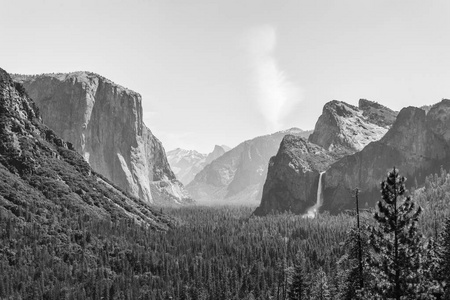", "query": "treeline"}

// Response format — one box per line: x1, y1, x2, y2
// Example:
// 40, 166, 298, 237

0, 202, 354, 299
1, 168, 450, 299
